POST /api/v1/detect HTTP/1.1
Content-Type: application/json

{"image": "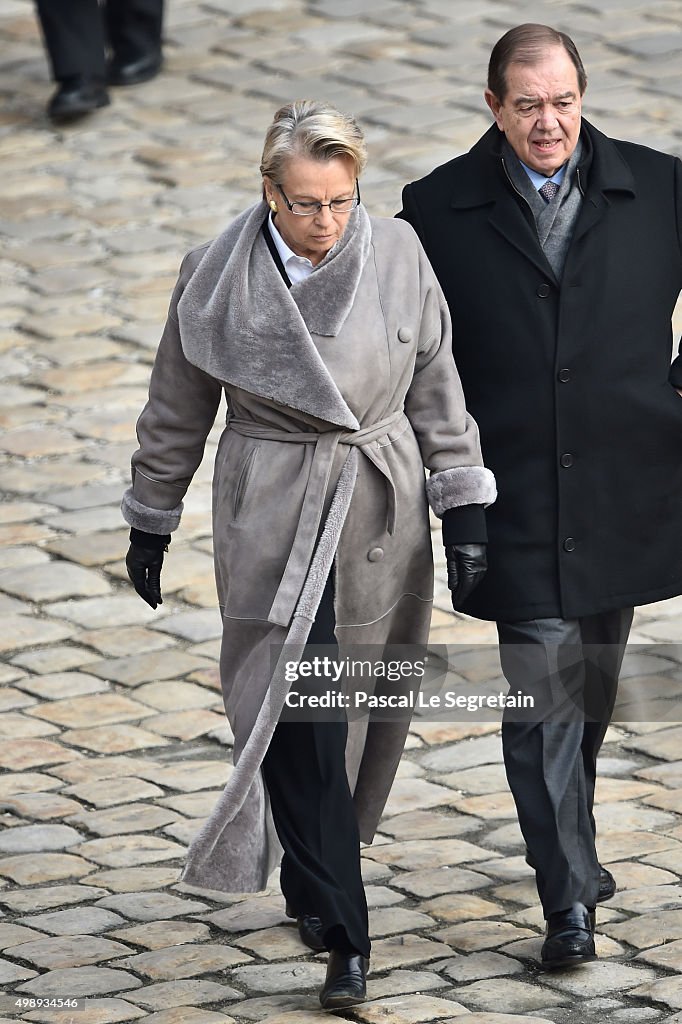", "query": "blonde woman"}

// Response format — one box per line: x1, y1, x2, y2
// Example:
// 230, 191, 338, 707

123, 100, 495, 1007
